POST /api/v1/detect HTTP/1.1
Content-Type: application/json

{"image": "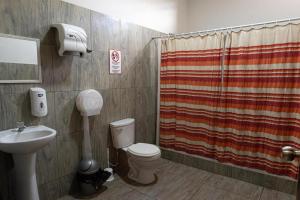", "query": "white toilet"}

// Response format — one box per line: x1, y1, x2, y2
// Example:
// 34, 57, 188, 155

110, 118, 161, 184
